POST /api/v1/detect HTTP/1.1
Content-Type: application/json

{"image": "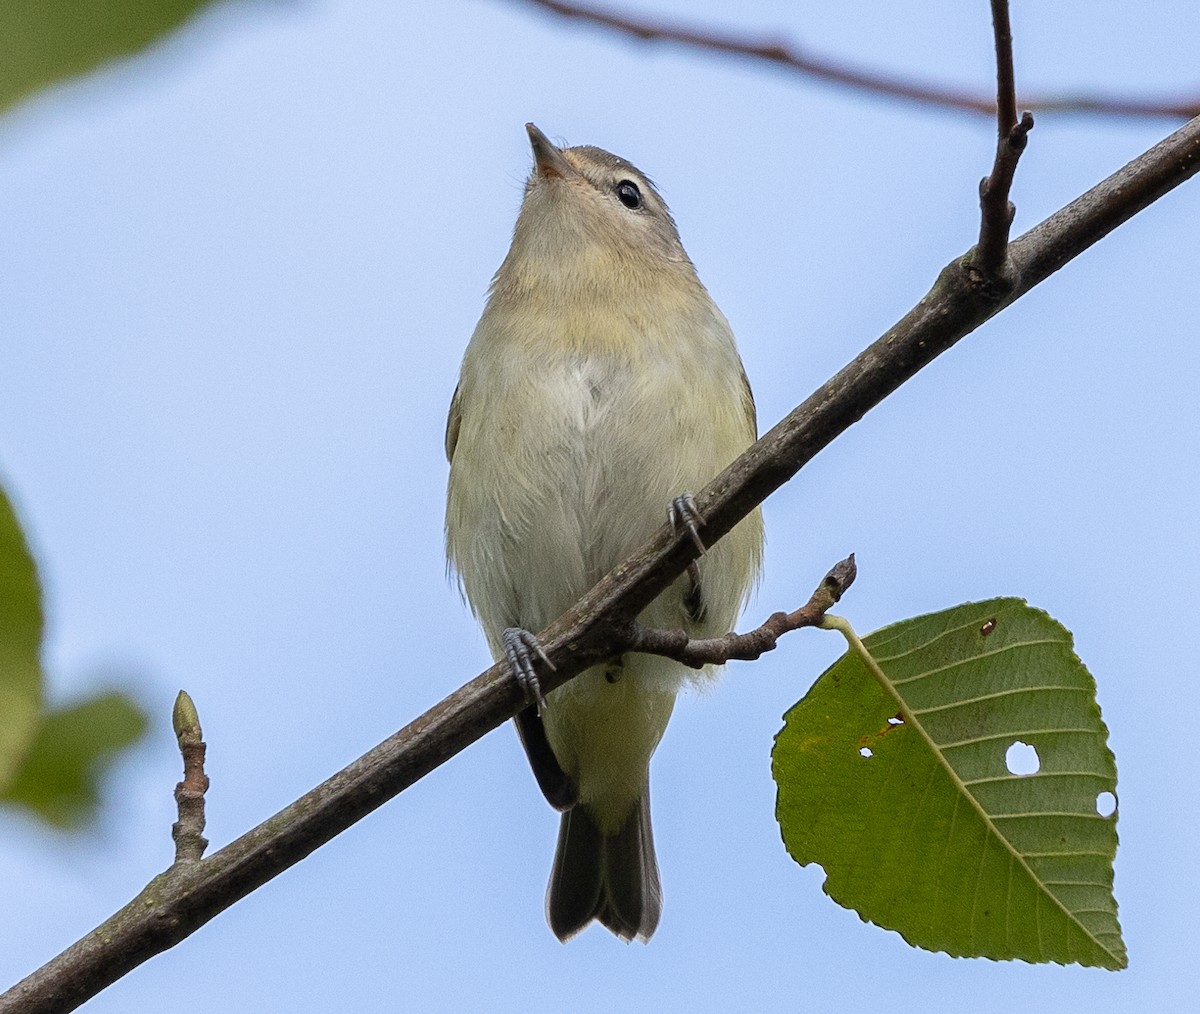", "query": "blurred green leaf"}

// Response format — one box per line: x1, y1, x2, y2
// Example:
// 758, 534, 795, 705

1, 690, 148, 828
1, 479, 150, 829
0, 0, 218, 116
0, 483, 43, 794
773, 599, 1124, 969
